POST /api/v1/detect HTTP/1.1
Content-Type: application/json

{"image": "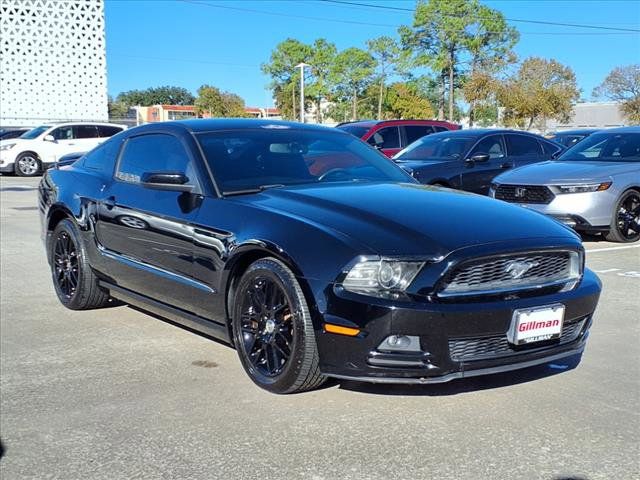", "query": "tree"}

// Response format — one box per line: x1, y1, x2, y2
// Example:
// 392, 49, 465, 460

400, 0, 475, 121
194, 85, 248, 118
462, 3, 518, 126
400, 0, 518, 123
261, 39, 313, 120
385, 82, 435, 119
107, 95, 129, 119
115, 86, 194, 106
330, 47, 375, 120
498, 57, 579, 130
367, 36, 401, 119
307, 39, 337, 123
593, 64, 640, 123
